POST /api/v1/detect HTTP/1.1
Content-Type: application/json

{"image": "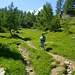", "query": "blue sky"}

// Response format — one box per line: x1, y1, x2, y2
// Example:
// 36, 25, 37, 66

0, 0, 57, 14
